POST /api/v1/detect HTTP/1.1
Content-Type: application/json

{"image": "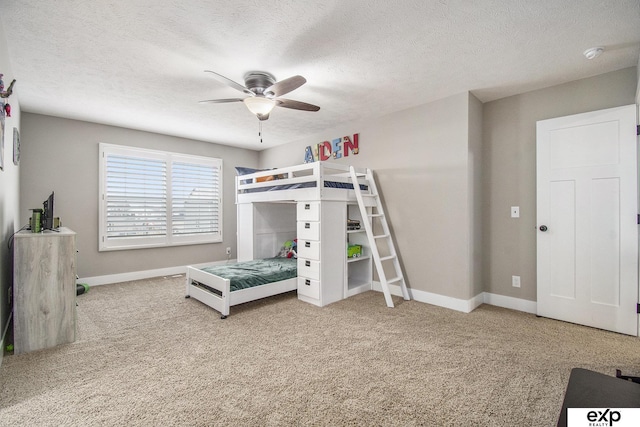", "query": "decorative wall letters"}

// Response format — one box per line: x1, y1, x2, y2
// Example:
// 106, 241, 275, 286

304, 133, 359, 163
